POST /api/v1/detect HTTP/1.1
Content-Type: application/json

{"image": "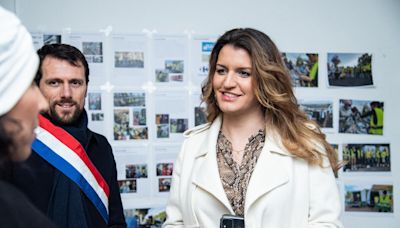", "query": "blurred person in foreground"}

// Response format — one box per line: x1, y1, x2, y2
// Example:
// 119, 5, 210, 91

11, 43, 126, 227
0, 6, 56, 227
163, 28, 342, 228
